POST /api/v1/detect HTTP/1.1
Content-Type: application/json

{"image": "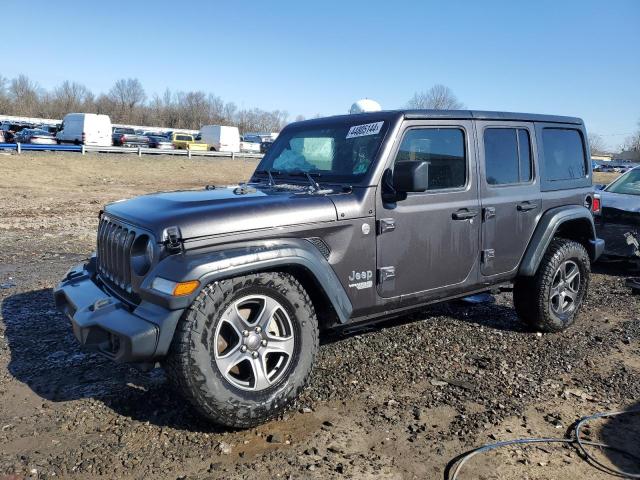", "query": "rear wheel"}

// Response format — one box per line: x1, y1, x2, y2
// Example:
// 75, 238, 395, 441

164, 272, 318, 428
514, 238, 590, 332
